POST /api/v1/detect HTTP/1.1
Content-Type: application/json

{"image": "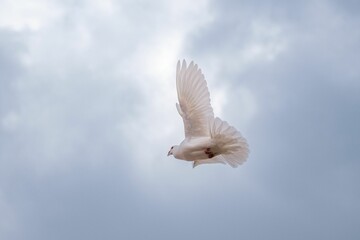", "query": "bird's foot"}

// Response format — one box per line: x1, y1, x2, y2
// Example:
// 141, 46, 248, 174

204, 148, 215, 158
